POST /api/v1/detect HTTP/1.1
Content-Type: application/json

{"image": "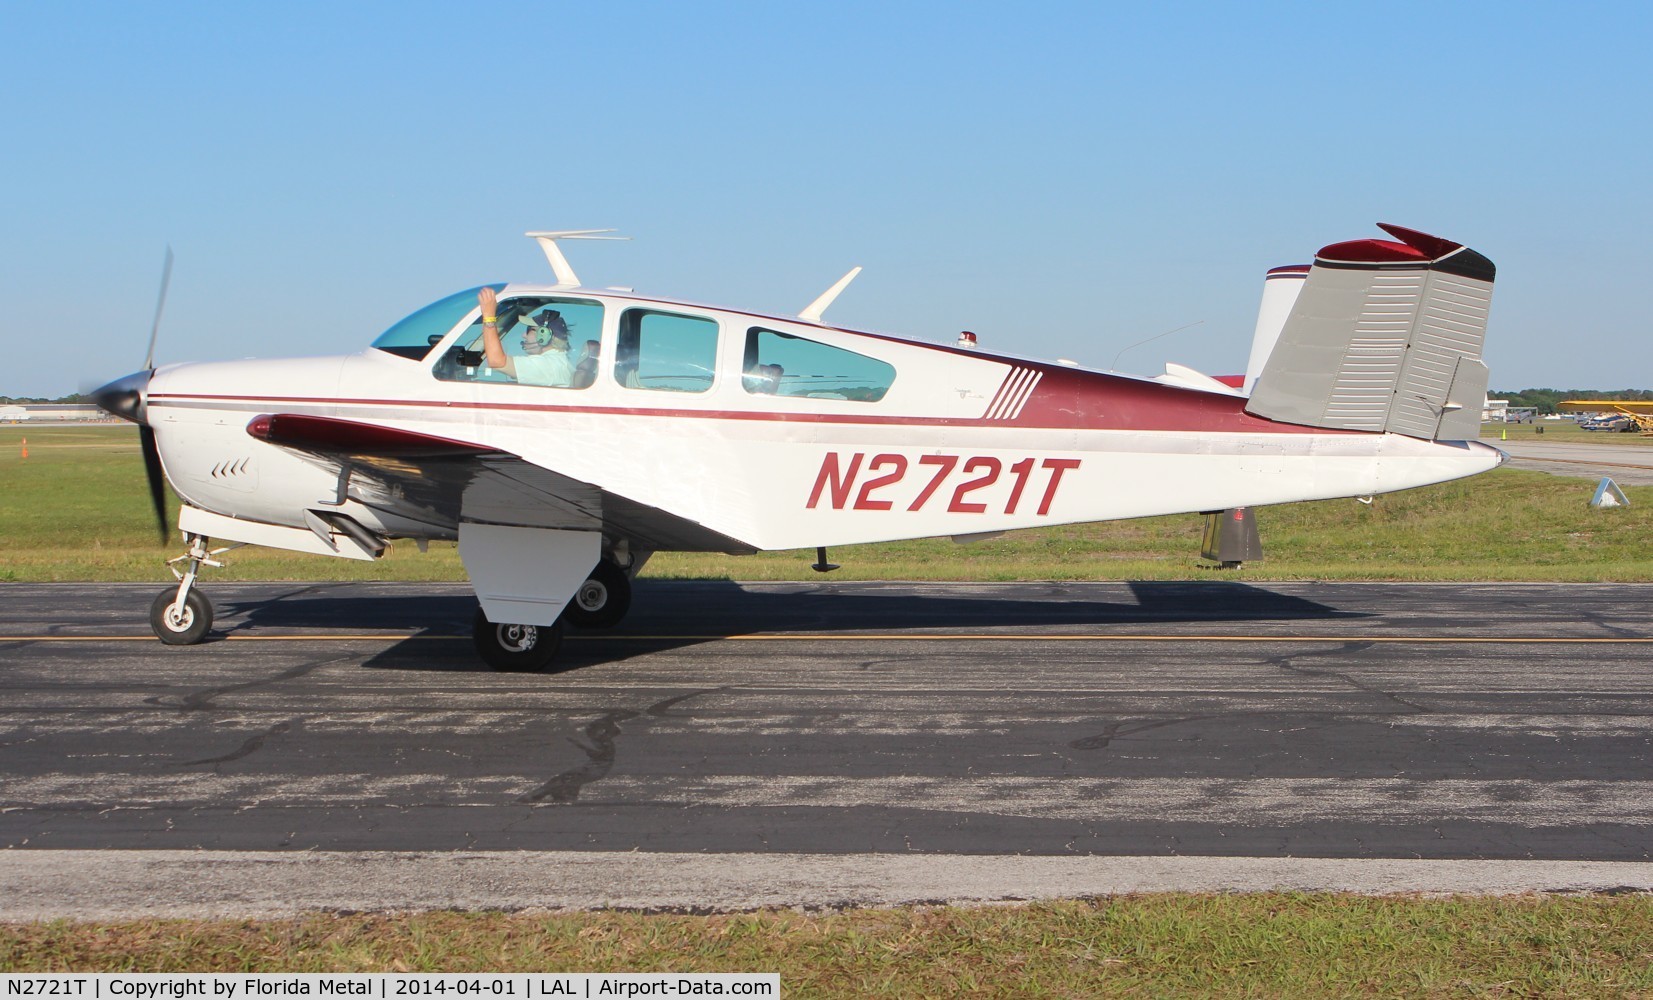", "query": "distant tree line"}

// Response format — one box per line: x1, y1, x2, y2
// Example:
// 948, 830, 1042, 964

1489, 389, 1653, 414
0, 393, 90, 405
